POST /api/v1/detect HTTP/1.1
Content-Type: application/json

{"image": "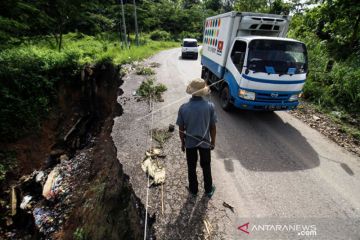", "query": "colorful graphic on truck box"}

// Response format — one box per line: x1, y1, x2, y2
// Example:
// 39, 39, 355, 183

204, 18, 222, 56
